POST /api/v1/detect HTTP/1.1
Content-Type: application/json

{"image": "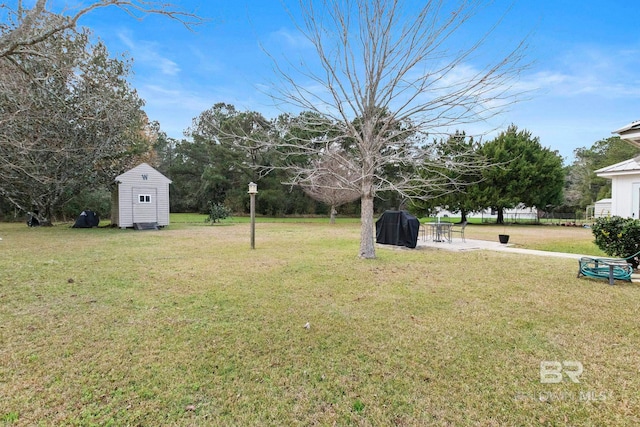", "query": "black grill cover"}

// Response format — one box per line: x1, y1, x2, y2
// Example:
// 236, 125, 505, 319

72, 210, 100, 228
375, 210, 420, 248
